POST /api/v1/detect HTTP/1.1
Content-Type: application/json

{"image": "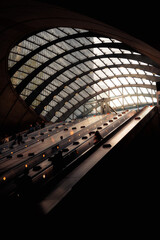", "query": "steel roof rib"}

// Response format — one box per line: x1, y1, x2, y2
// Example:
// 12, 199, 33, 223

9, 31, 99, 77
57, 91, 154, 122
8, 27, 159, 122
24, 54, 158, 106
45, 84, 156, 121
36, 64, 159, 114
14, 42, 144, 95
37, 71, 157, 116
